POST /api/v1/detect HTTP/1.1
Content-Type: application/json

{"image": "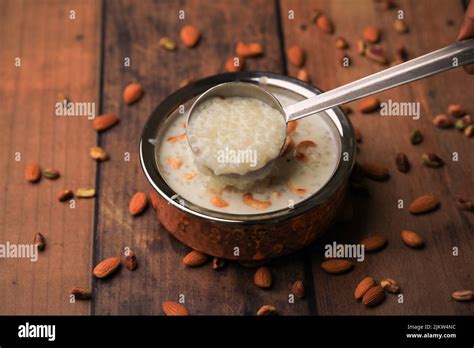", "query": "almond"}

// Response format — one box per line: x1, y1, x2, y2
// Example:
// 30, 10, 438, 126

380, 278, 400, 294
287, 120, 298, 133
361, 235, 388, 252
287, 46, 305, 67
360, 162, 390, 181
362, 285, 386, 306
254, 266, 272, 288
93, 256, 121, 278
400, 230, 424, 248
357, 40, 366, 56
211, 257, 226, 270
184, 172, 196, 181
225, 56, 244, 72
210, 194, 230, 208
409, 194, 440, 214
393, 19, 408, 33
236, 42, 264, 57
58, 189, 74, 202
125, 249, 138, 271
180, 25, 201, 48
43, 168, 60, 180
179, 77, 193, 88
89, 146, 108, 161
149, 190, 160, 210
25, 162, 41, 183
447, 104, 465, 118
451, 290, 473, 302
321, 259, 353, 274
335, 37, 348, 49
354, 276, 376, 300
162, 301, 189, 316
358, 97, 380, 113
432, 114, 453, 128
291, 280, 305, 299
129, 192, 148, 216
315, 14, 334, 34
92, 114, 119, 131
183, 250, 208, 267
166, 157, 183, 169
256, 305, 278, 316
70, 287, 92, 300
297, 69, 310, 82
34, 232, 46, 251
123, 82, 144, 105
363, 26, 380, 43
